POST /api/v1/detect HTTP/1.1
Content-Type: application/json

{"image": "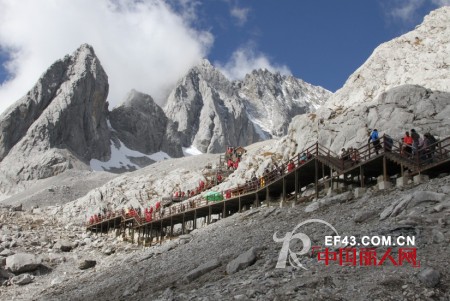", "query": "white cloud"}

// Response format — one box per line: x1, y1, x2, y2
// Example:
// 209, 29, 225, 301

0, 0, 213, 113
384, 0, 449, 24
230, 6, 250, 26
216, 46, 291, 80
431, 0, 450, 5
388, 0, 426, 23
